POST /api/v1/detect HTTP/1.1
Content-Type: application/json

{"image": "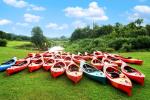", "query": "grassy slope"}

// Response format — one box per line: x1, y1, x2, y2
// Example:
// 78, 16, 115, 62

0, 41, 150, 100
